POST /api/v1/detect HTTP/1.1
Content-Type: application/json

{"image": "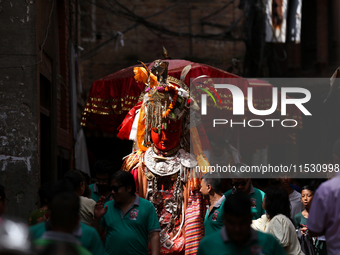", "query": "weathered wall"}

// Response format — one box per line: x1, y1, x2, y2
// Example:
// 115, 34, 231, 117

0, 0, 39, 219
